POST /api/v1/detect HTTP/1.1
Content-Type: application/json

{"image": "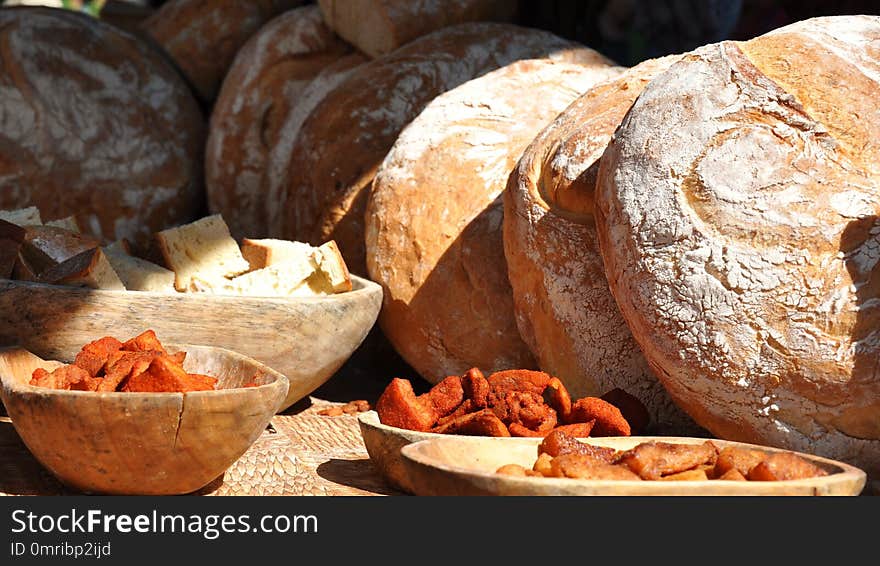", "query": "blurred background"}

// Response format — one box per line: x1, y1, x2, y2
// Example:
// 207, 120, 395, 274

3, 0, 880, 66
